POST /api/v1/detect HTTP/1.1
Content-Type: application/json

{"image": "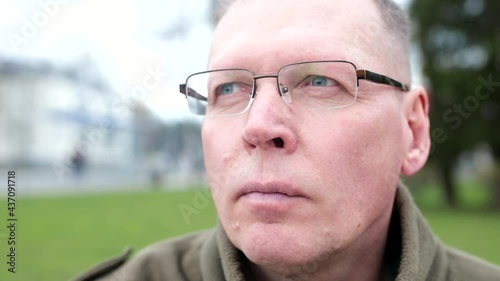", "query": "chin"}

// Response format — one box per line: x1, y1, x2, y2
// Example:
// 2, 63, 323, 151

236, 222, 332, 273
